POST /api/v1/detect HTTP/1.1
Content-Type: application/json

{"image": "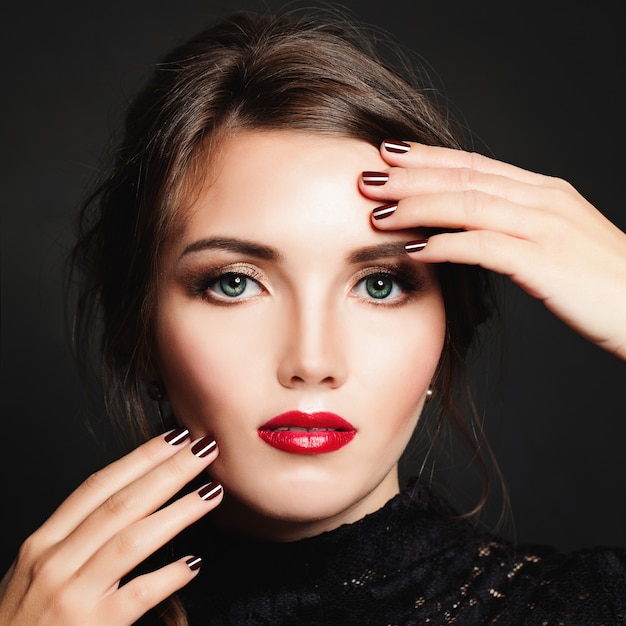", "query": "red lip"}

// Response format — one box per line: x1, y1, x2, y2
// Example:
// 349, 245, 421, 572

258, 411, 356, 454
